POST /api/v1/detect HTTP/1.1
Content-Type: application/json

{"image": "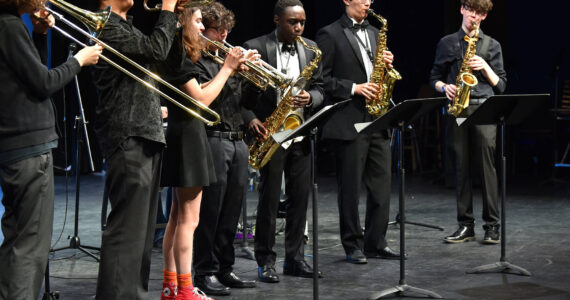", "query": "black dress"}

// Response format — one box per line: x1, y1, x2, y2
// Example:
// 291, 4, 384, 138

160, 39, 216, 187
